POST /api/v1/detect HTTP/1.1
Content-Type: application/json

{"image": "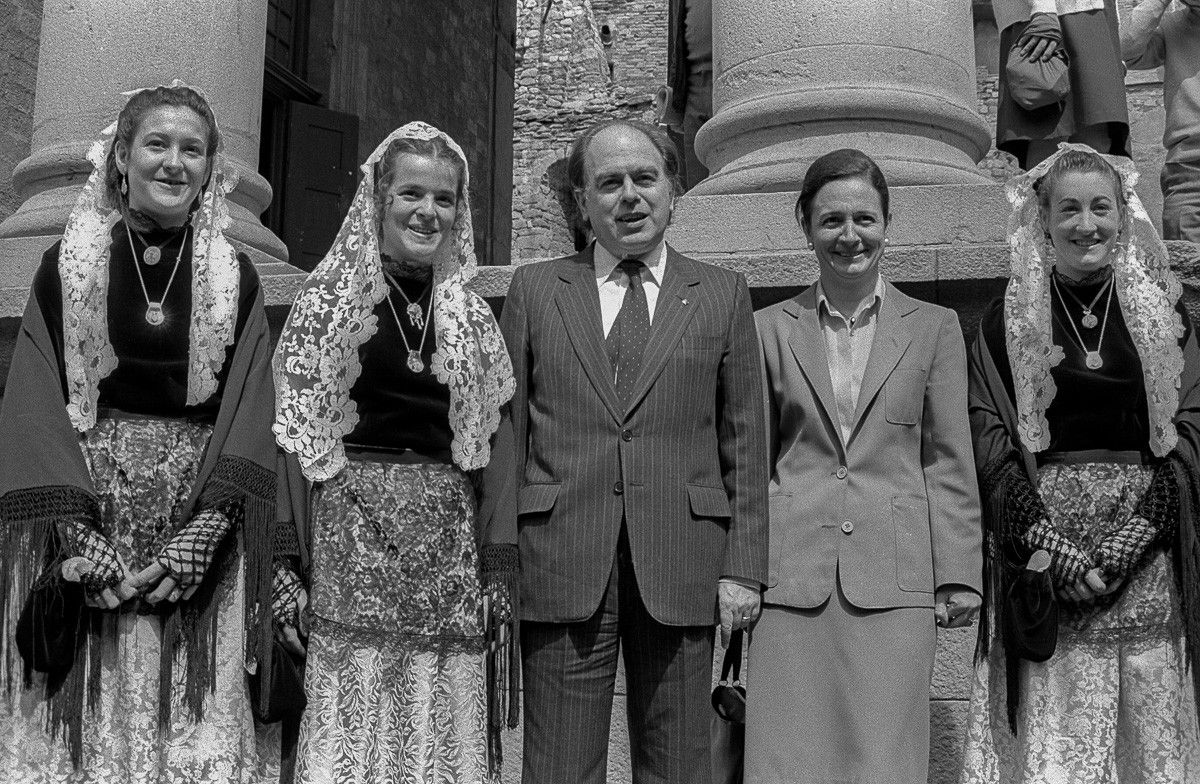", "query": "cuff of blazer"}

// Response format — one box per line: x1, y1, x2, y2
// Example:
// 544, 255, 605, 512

719, 575, 763, 592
